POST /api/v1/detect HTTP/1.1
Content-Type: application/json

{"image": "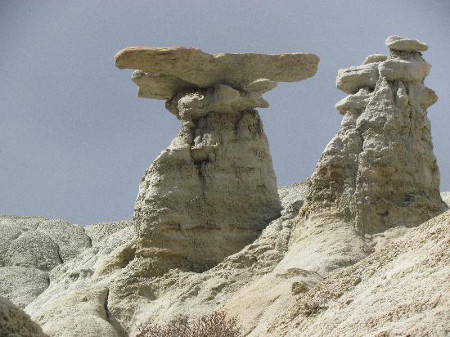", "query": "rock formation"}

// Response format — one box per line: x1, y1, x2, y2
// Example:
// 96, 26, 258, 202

115, 46, 319, 272
0, 216, 91, 308
306, 34, 446, 232
0, 296, 48, 337
282, 35, 448, 274
2, 36, 449, 337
